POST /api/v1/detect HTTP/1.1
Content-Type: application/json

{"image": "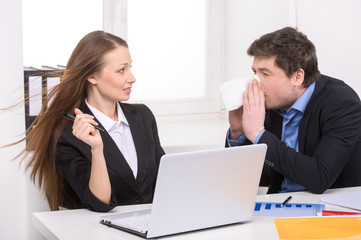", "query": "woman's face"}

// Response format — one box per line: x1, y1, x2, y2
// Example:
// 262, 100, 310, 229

87, 46, 136, 105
